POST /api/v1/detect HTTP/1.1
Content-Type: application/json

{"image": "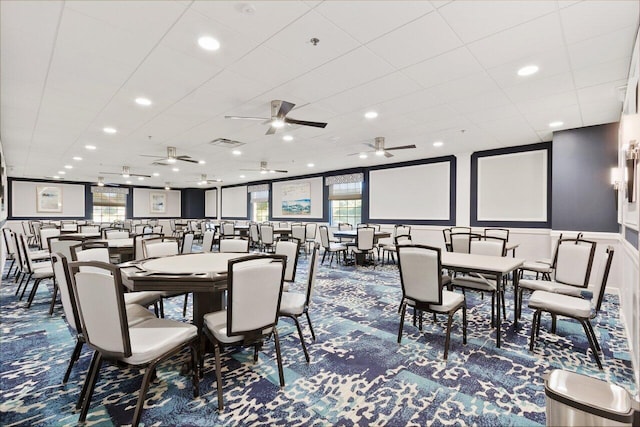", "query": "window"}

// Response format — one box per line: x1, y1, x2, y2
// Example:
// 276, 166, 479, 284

92, 191, 127, 223
251, 190, 269, 222
329, 182, 362, 226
